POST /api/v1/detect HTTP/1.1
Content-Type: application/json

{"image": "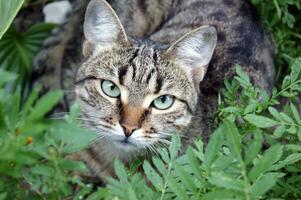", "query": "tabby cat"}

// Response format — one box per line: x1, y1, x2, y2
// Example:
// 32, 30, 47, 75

34, 0, 275, 180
